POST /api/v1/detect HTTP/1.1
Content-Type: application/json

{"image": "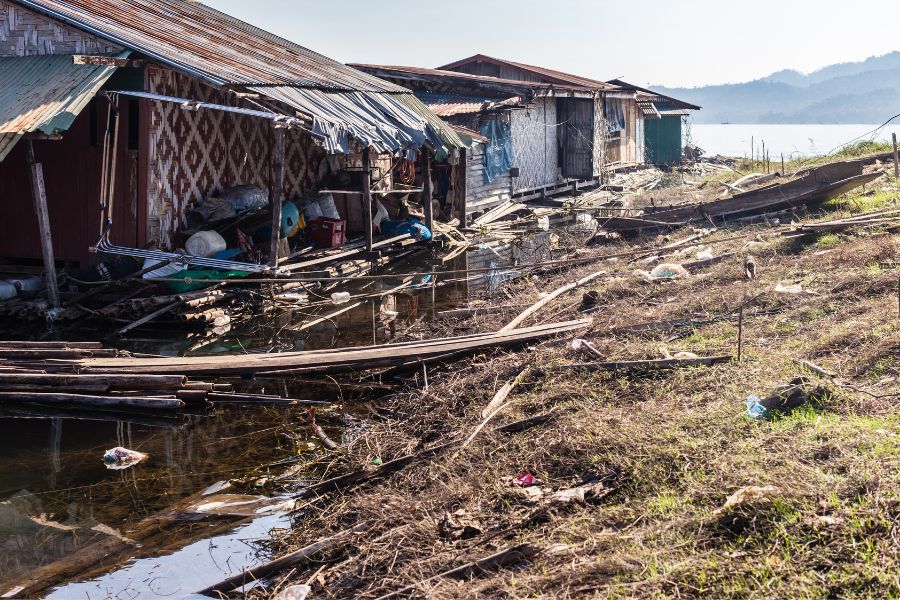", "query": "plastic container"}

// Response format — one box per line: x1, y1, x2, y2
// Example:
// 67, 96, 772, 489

316, 192, 341, 220
330, 292, 351, 305
185, 230, 227, 258
0, 281, 16, 301
308, 217, 346, 248
7, 275, 44, 295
